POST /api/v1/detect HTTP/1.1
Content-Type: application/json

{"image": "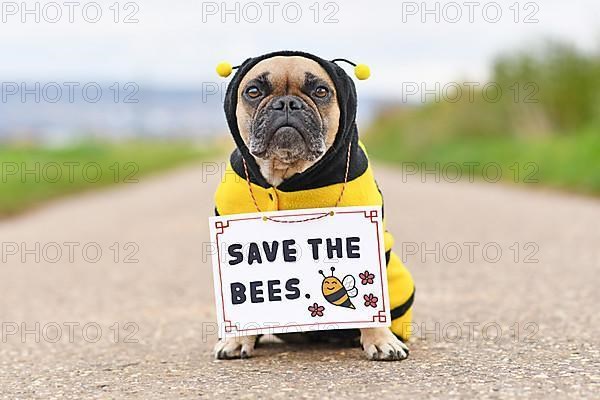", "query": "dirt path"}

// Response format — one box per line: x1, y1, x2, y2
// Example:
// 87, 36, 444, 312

1, 163, 598, 399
